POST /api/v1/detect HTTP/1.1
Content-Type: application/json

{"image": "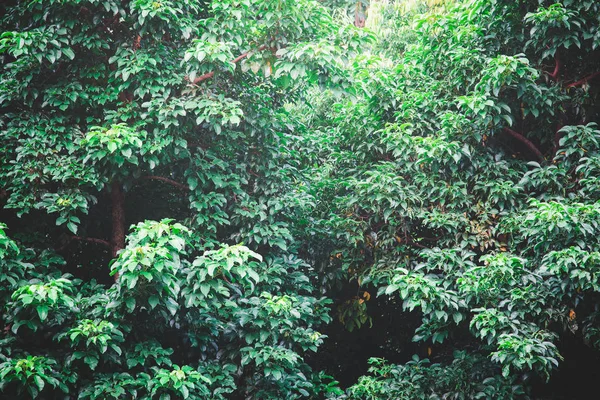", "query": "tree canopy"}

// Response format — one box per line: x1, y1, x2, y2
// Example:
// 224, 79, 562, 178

1, 0, 600, 399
